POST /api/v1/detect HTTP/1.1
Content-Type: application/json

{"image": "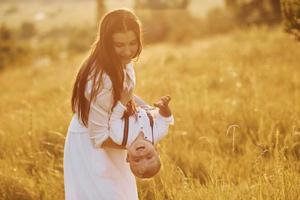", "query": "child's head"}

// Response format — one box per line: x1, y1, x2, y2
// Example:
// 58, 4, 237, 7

127, 138, 161, 178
